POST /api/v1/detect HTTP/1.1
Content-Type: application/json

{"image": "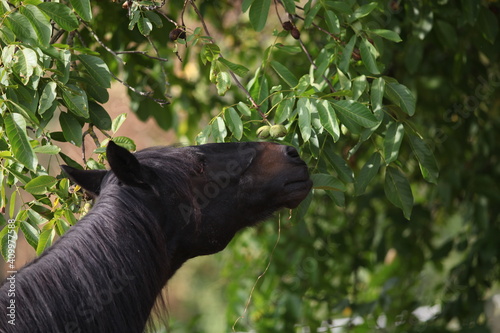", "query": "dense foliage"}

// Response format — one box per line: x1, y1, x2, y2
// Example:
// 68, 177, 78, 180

0, 0, 499, 332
